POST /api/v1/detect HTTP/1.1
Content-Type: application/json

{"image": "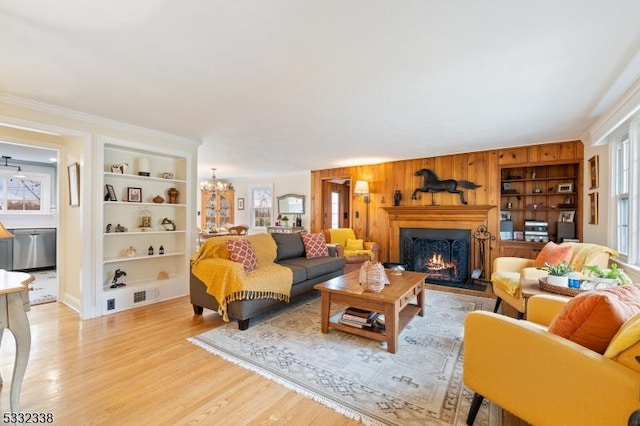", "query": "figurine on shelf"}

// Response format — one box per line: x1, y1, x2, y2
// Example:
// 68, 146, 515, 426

393, 189, 402, 206
161, 218, 176, 231
126, 246, 137, 257
110, 269, 127, 288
